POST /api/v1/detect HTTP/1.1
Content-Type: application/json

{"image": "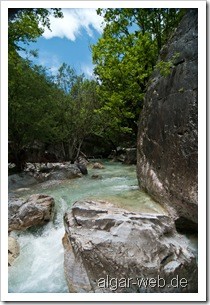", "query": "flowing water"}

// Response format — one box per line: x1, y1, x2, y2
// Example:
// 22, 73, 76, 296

8, 160, 194, 293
